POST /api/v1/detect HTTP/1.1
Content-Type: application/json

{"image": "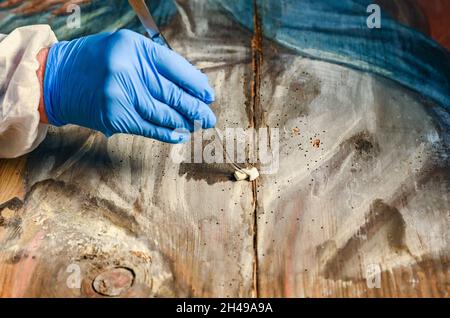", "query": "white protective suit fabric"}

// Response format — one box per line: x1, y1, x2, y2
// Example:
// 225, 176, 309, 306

0, 25, 57, 158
